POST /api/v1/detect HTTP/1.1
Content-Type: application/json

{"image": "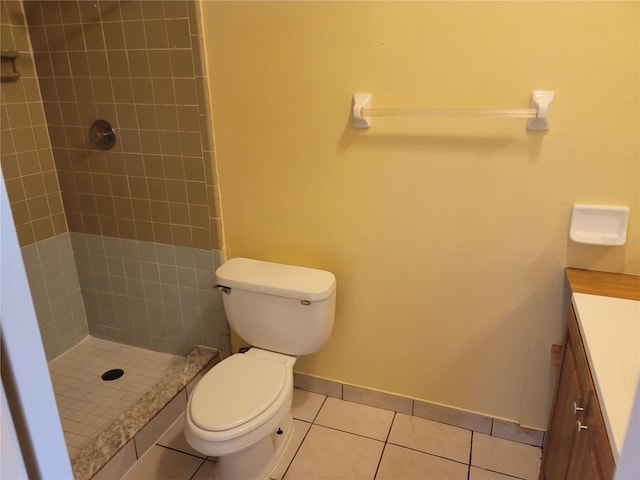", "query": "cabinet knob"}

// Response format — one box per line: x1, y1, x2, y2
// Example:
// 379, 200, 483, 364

572, 402, 585, 416
576, 420, 589, 433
